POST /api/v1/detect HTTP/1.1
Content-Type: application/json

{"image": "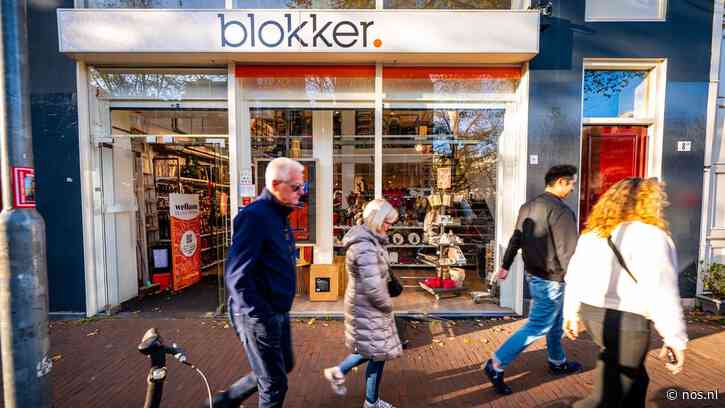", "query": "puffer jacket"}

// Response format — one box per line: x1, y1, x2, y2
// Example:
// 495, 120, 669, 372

342, 225, 402, 361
